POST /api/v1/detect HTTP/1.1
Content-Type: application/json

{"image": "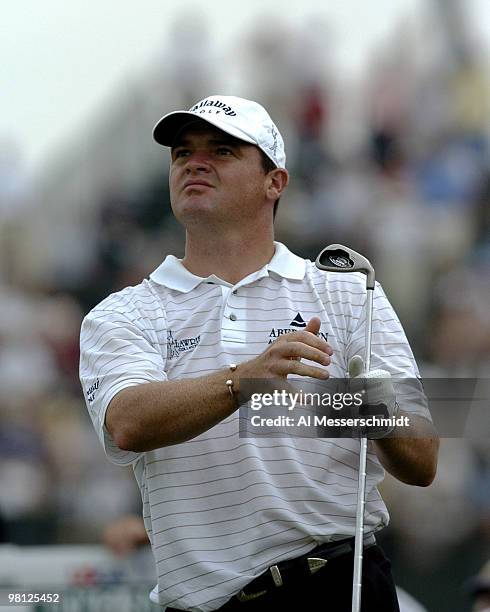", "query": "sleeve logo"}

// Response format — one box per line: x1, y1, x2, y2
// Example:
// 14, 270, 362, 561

86, 378, 100, 404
